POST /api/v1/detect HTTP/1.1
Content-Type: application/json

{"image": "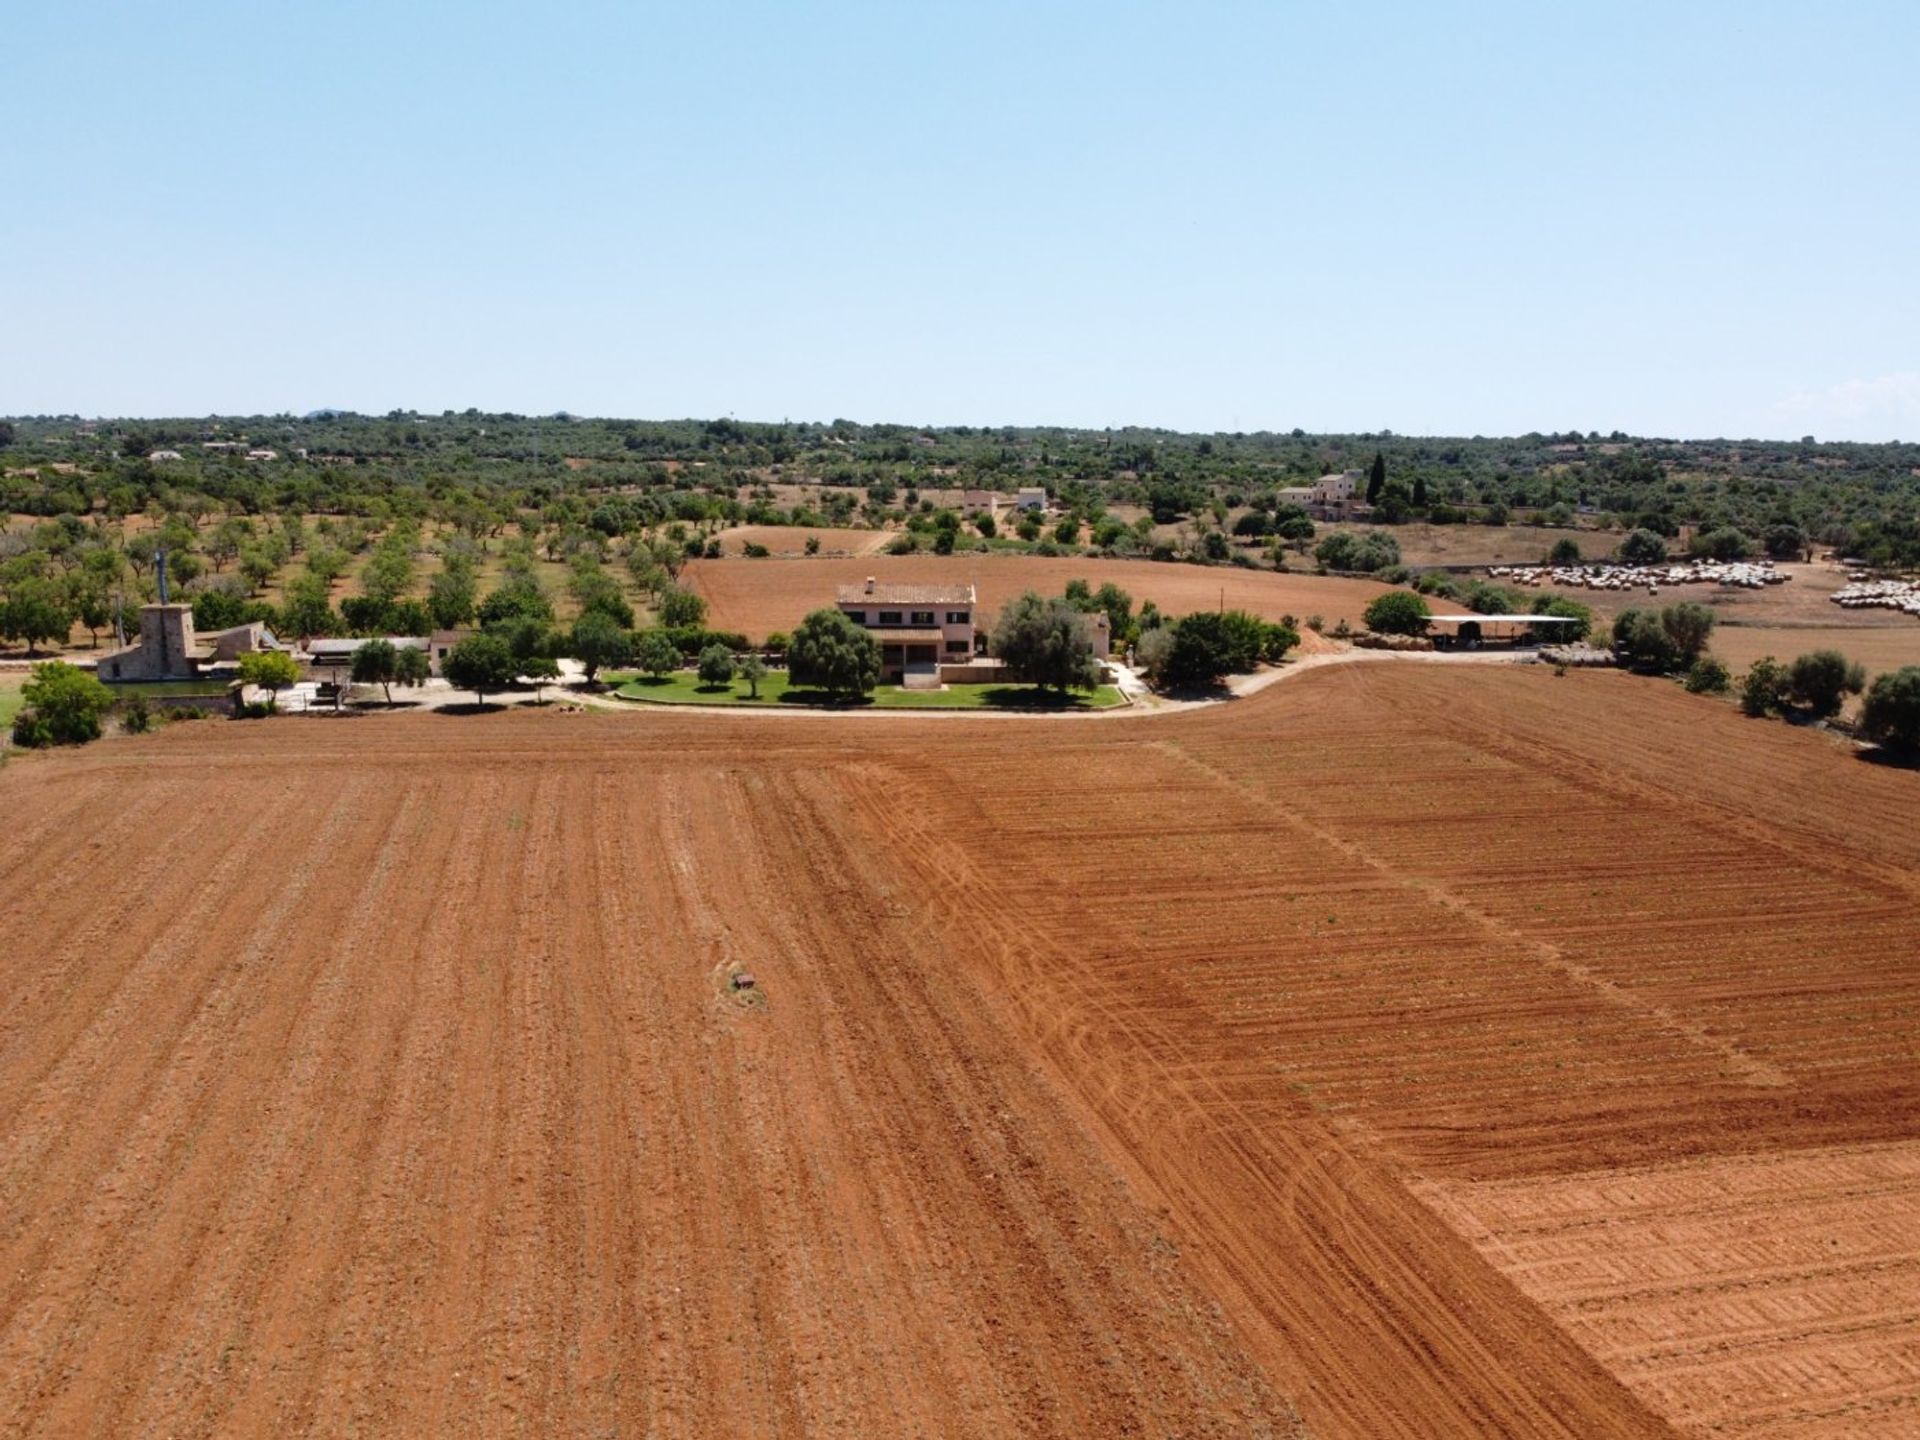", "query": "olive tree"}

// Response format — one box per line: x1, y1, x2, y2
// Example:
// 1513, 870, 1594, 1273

1861, 666, 1920, 752
786, 607, 881, 699
989, 591, 1100, 693
1785, 650, 1865, 718
443, 632, 516, 707
350, 637, 400, 705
